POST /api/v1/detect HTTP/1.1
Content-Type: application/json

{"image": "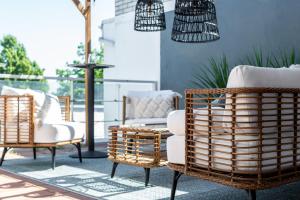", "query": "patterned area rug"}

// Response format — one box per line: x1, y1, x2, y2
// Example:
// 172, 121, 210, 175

2, 154, 300, 200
